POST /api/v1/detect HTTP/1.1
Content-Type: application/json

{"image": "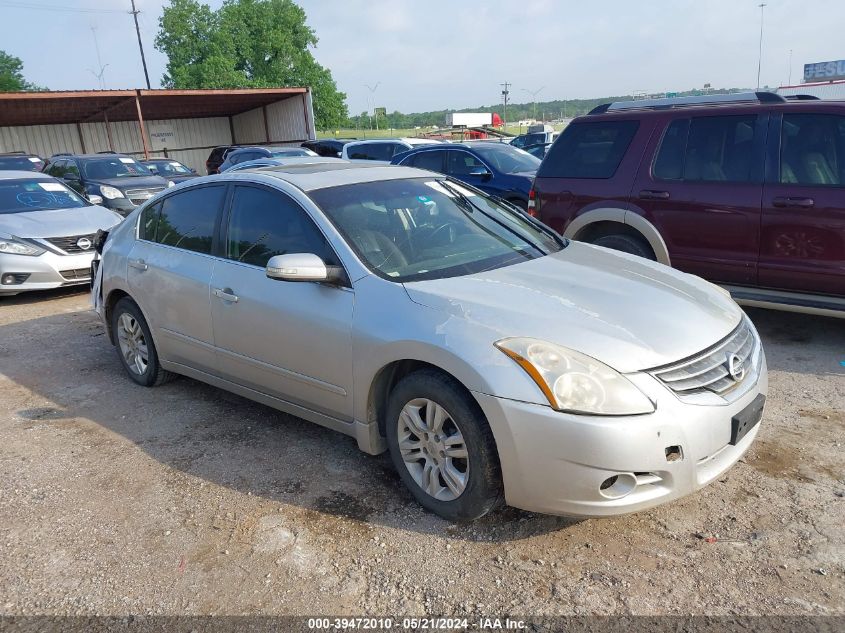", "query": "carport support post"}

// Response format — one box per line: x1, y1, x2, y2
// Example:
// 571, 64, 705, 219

134, 92, 151, 160
103, 111, 115, 152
